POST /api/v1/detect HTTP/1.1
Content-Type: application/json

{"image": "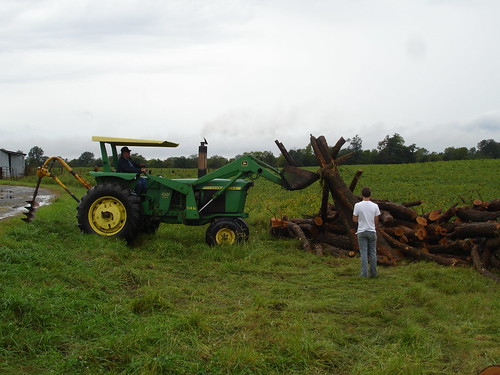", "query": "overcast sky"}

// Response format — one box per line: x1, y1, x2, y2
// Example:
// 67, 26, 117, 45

1, 0, 499, 160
